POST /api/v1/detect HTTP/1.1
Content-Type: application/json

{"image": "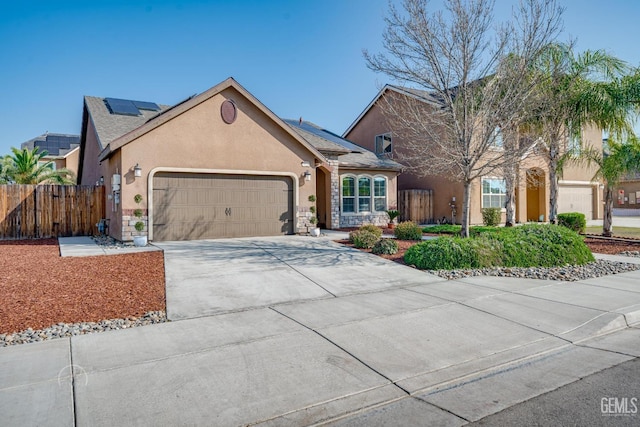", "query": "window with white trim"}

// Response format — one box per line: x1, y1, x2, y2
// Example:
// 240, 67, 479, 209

482, 178, 506, 208
375, 133, 392, 155
341, 174, 388, 213
342, 176, 355, 213
491, 127, 503, 148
